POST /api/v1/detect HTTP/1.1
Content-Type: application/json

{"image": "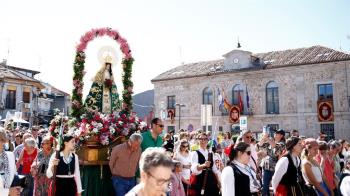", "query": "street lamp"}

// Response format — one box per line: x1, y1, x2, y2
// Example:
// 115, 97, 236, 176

175, 103, 185, 132
16, 101, 24, 127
